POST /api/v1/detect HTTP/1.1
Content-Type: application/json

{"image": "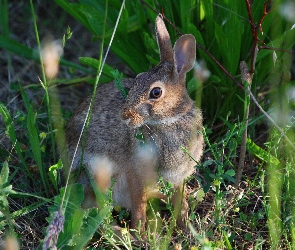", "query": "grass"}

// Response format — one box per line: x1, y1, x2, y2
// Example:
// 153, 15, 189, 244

1, 0, 295, 249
